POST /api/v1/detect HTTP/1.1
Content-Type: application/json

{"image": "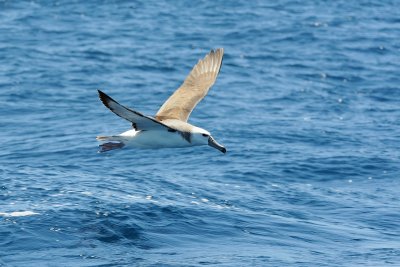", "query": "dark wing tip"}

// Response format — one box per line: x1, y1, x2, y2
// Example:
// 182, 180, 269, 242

98, 89, 106, 100
98, 90, 112, 109
97, 89, 105, 97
